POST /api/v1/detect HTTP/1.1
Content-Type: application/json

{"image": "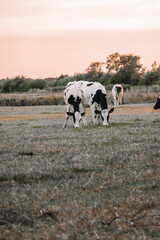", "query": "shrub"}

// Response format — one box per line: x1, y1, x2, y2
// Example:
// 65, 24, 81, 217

25, 79, 46, 91
1, 77, 46, 93
1, 76, 27, 93
139, 71, 159, 85
1, 80, 12, 93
